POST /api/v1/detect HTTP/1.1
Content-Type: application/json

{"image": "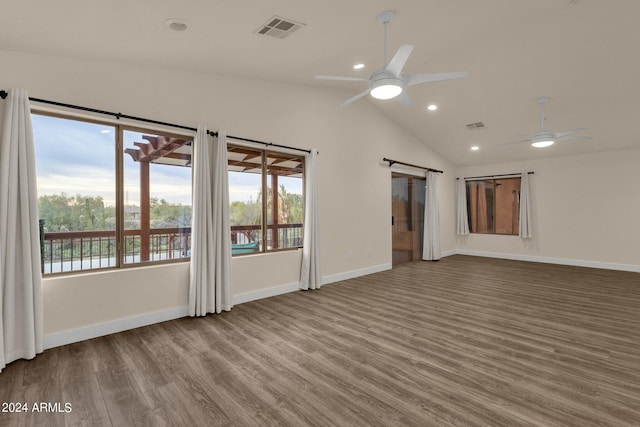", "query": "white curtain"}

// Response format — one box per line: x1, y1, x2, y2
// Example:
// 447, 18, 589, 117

422, 171, 441, 261
189, 127, 232, 316
300, 149, 321, 290
456, 178, 470, 235
519, 172, 533, 239
0, 88, 43, 372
